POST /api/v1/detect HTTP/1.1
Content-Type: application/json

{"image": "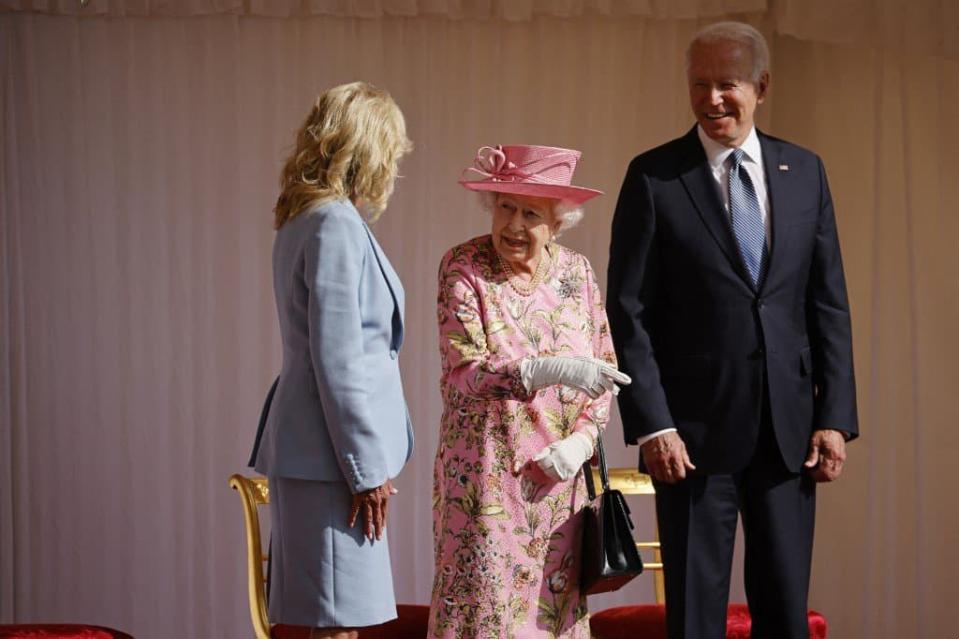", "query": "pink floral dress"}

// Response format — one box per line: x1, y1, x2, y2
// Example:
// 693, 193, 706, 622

428, 235, 617, 639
